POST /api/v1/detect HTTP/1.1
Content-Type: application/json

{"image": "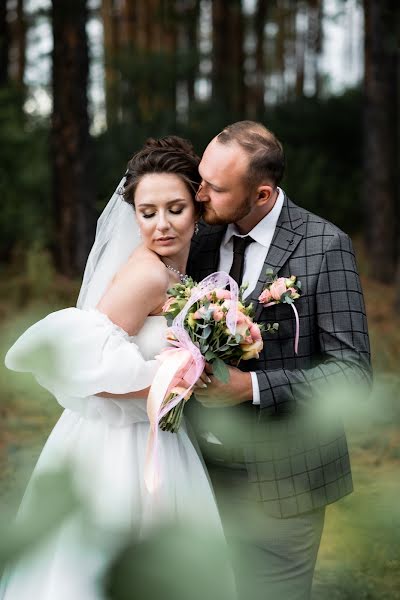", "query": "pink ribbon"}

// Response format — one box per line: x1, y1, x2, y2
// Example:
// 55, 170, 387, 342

263, 301, 300, 354
144, 272, 239, 493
